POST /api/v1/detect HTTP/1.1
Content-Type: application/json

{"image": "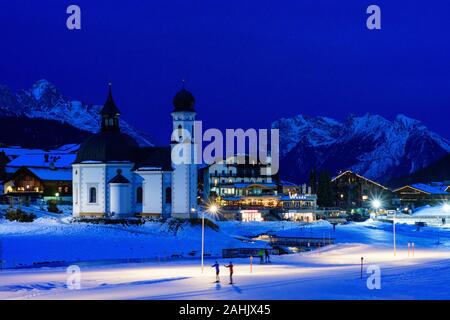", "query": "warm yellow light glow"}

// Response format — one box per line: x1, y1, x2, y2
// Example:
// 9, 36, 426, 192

208, 204, 218, 214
